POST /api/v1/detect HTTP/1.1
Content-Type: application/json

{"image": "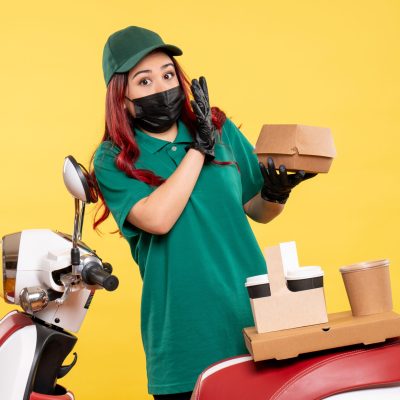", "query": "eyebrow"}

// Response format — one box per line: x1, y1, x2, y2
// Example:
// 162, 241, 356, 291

131, 63, 175, 80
